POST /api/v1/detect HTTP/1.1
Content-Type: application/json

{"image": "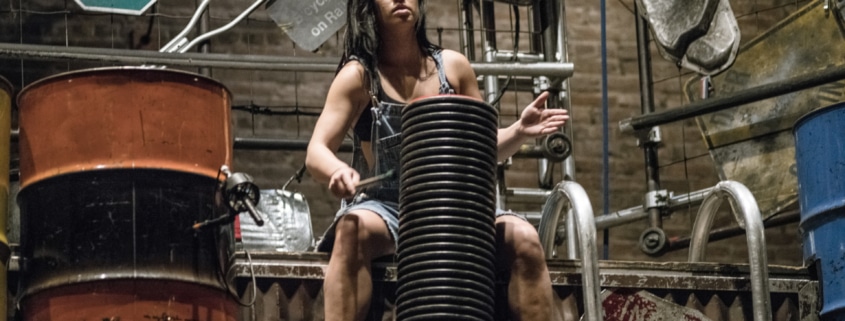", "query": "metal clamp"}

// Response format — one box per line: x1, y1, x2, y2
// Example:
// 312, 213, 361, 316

542, 132, 573, 161
639, 227, 668, 256
636, 126, 662, 147
533, 75, 551, 93
643, 189, 670, 210
221, 166, 264, 227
